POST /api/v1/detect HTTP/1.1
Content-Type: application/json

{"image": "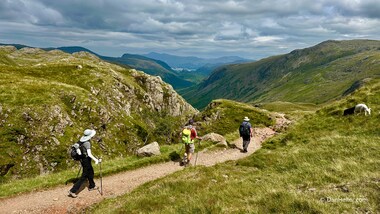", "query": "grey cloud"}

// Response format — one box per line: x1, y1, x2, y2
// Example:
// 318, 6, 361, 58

0, 0, 380, 59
